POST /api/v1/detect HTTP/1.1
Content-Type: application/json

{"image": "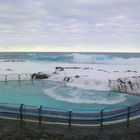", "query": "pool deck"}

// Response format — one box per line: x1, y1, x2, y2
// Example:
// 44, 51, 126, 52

0, 118, 140, 140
